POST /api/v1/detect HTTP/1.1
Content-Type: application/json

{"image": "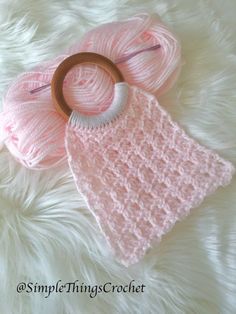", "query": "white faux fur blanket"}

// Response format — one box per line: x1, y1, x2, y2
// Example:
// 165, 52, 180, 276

0, 0, 236, 313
